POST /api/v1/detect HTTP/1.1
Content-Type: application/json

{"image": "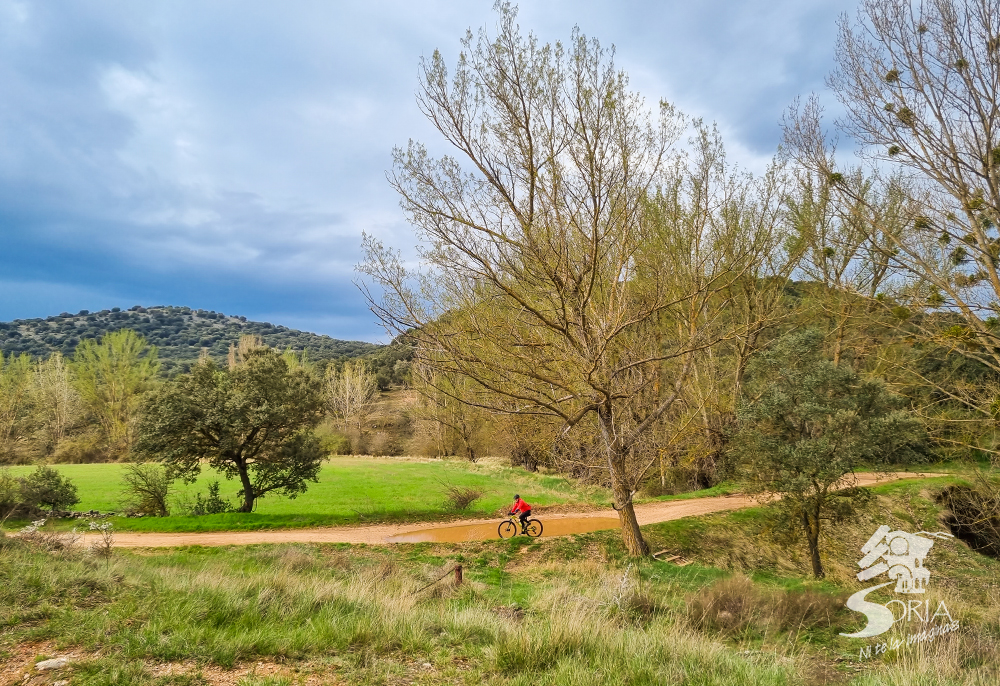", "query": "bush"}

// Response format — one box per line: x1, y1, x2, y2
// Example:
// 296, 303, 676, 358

314, 422, 352, 455
0, 468, 19, 520
18, 465, 79, 511
191, 481, 233, 515
441, 482, 484, 511
367, 430, 404, 456
52, 431, 107, 463
937, 475, 1000, 557
119, 462, 171, 516
687, 575, 846, 636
